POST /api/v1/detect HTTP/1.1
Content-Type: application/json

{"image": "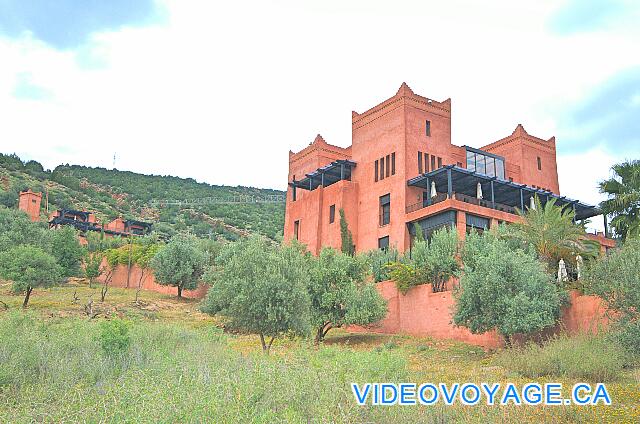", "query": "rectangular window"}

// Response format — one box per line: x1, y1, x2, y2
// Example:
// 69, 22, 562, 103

425, 153, 430, 172
379, 194, 390, 226
294, 220, 300, 240
476, 154, 486, 174
391, 152, 396, 175
374, 160, 379, 182
537, 156, 542, 170
425, 120, 431, 137
380, 157, 385, 180
437, 157, 442, 169
466, 150, 475, 171
486, 156, 495, 177
386, 154, 390, 177
418, 151, 423, 174
431, 155, 436, 172
496, 158, 505, 179
329, 205, 335, 224
378, 236, 390, 250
